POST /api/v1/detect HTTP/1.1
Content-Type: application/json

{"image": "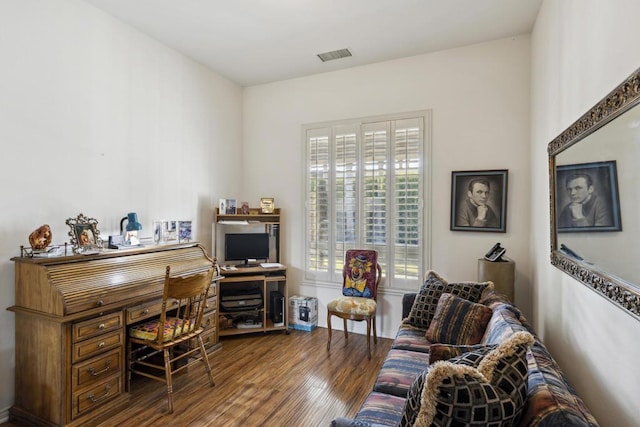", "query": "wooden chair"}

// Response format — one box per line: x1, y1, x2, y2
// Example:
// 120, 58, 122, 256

327, 249, 382, 359
128, 265, 215, 413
